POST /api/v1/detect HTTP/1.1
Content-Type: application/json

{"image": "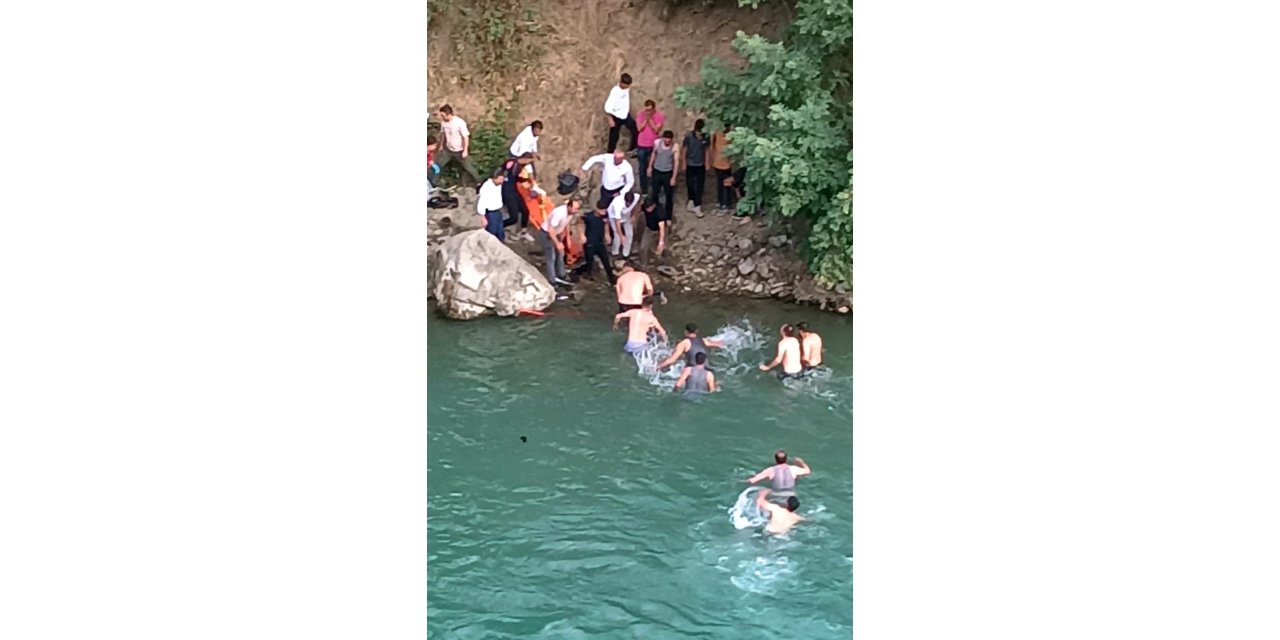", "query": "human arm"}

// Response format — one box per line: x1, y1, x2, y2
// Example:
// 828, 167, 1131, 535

703, 337, 725, 349
792, 457, 811, 477
656, 340, 688, 370
656, 220, 666, 255
642, 274, 654, 296
759, 342, 785, 371
646, 112, 663, 133
460, 121, 471, 158
653, 316, 667, 342
707, 371, 718, 392
755, 488, 773, 508
670, 143, 680, 186
673, 367, 689, 391
646, 147, 655, 177
580, 154, 607, 176
613, 310, 630, 330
